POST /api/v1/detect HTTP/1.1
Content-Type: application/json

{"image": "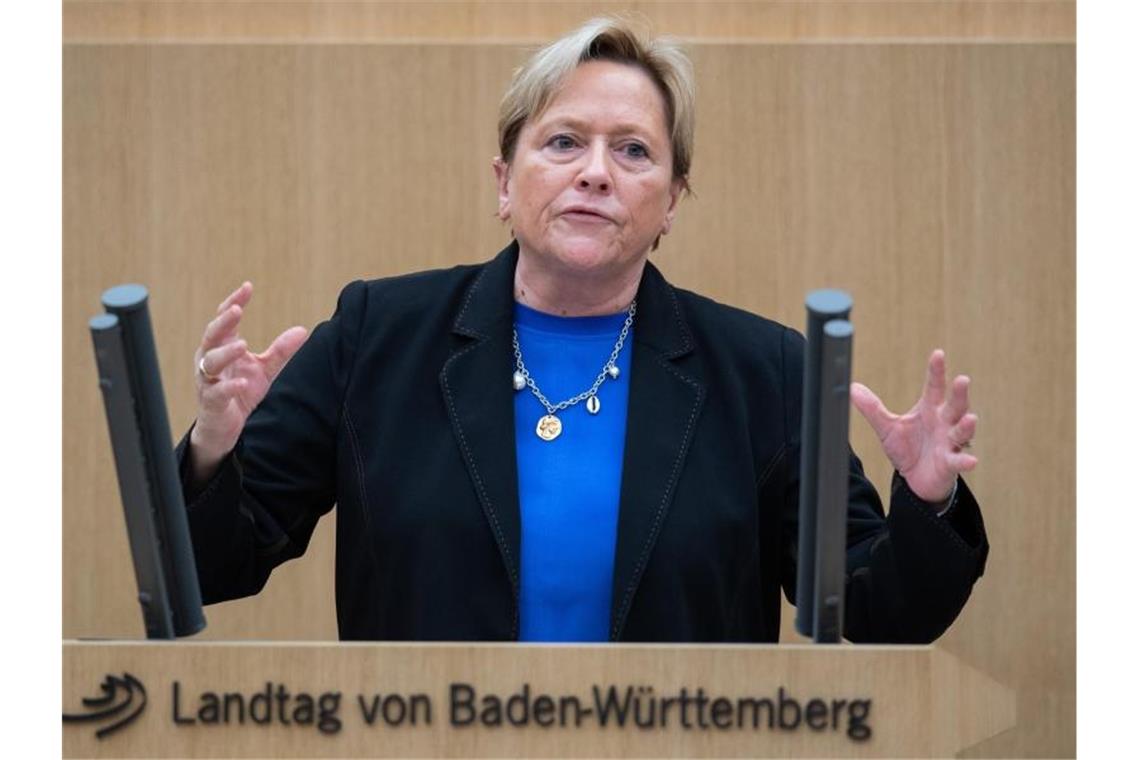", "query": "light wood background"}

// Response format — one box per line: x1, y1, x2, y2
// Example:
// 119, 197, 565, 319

63, 2, 1074, 757
65, 0, 1074, 41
